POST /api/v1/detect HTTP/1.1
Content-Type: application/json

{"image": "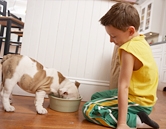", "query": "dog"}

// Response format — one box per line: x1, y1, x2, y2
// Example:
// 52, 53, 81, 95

0, 54, 80, 114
